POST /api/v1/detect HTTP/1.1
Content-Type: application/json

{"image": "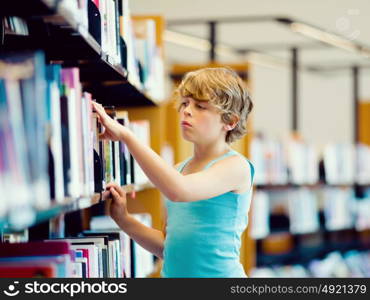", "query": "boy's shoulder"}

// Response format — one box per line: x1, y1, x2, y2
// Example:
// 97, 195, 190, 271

218, 152, 251, 170
212, 153, 252, 192
206, 152, 251, 178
